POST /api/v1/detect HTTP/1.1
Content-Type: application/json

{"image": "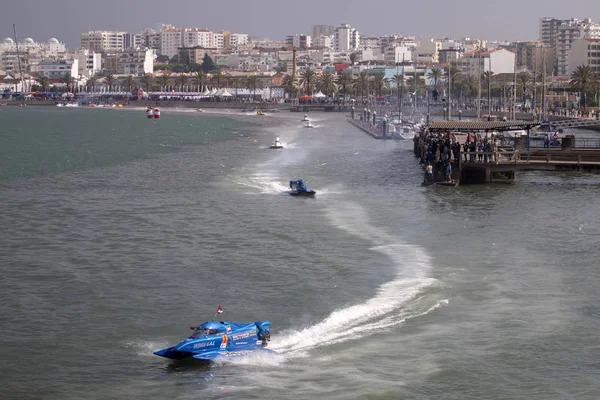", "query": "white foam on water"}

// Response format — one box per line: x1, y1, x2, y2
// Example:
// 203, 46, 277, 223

124, 340, 169, 357
266, 201, 439, 359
